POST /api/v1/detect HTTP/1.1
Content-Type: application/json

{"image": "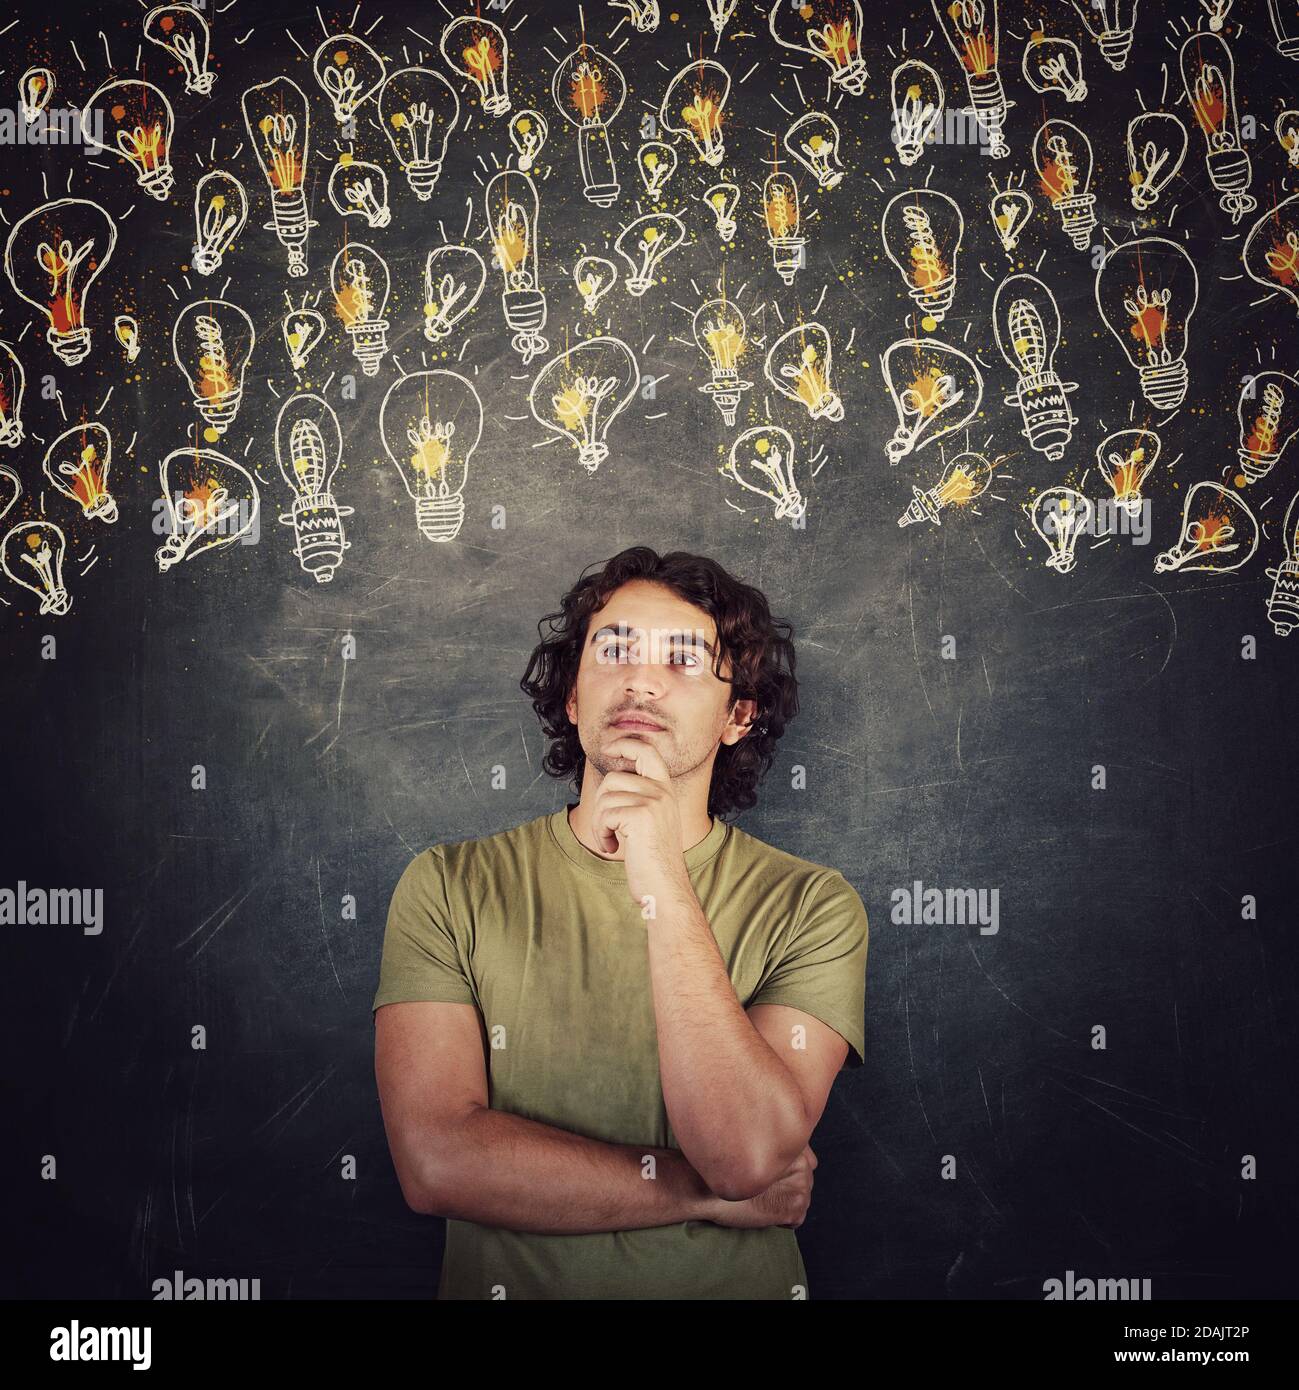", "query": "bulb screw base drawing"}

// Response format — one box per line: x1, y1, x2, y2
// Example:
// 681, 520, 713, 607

48, 326, 91, 366
1138, 359, 1189, 412
1206, 150, 1256, 223
1266, 560, 1299, 636
347, 322, 390, 376
1057, 195, 1097, 250
138, 166, 174, 201
1098, 31, 1134, 71
416, 492, 465, 543
1238, 448, 1278, 485
283, 494, 348, 581
404, 161, 443, 201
